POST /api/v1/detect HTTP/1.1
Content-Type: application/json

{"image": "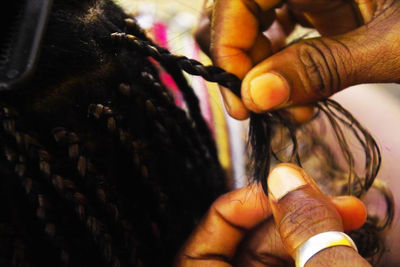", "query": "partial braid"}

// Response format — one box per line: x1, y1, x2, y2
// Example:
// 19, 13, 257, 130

109, 23, 387, 262
0, 0, 391, 265
0, 110, 122, 266
0, 108, 77, 266
110, 30, 380, 197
